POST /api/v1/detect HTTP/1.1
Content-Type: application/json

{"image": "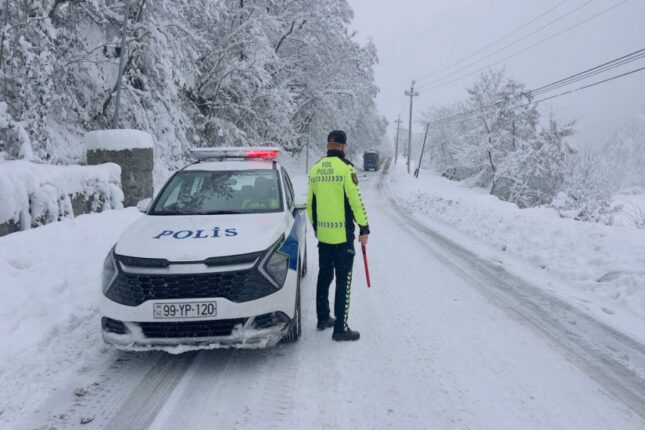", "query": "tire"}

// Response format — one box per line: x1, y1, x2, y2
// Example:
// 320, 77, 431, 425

282, 264, 301, 343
